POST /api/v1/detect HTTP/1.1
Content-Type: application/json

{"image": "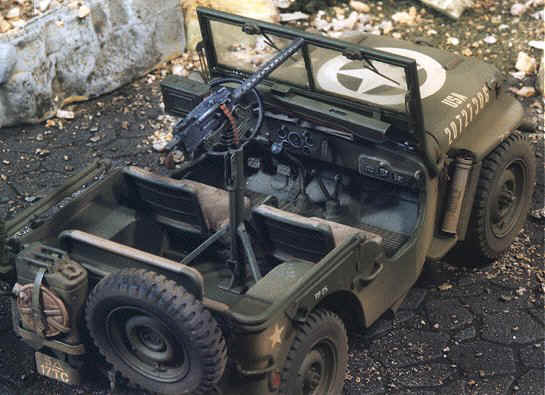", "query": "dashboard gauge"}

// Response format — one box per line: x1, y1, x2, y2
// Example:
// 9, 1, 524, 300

278, 126, 288, 139
288, 132, 303, 148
